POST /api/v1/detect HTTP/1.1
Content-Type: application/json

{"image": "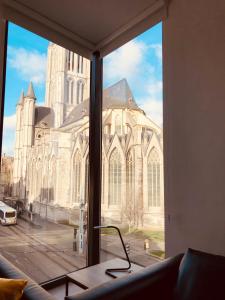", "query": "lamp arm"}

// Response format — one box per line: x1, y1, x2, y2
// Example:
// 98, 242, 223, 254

94, 225, 132, 277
